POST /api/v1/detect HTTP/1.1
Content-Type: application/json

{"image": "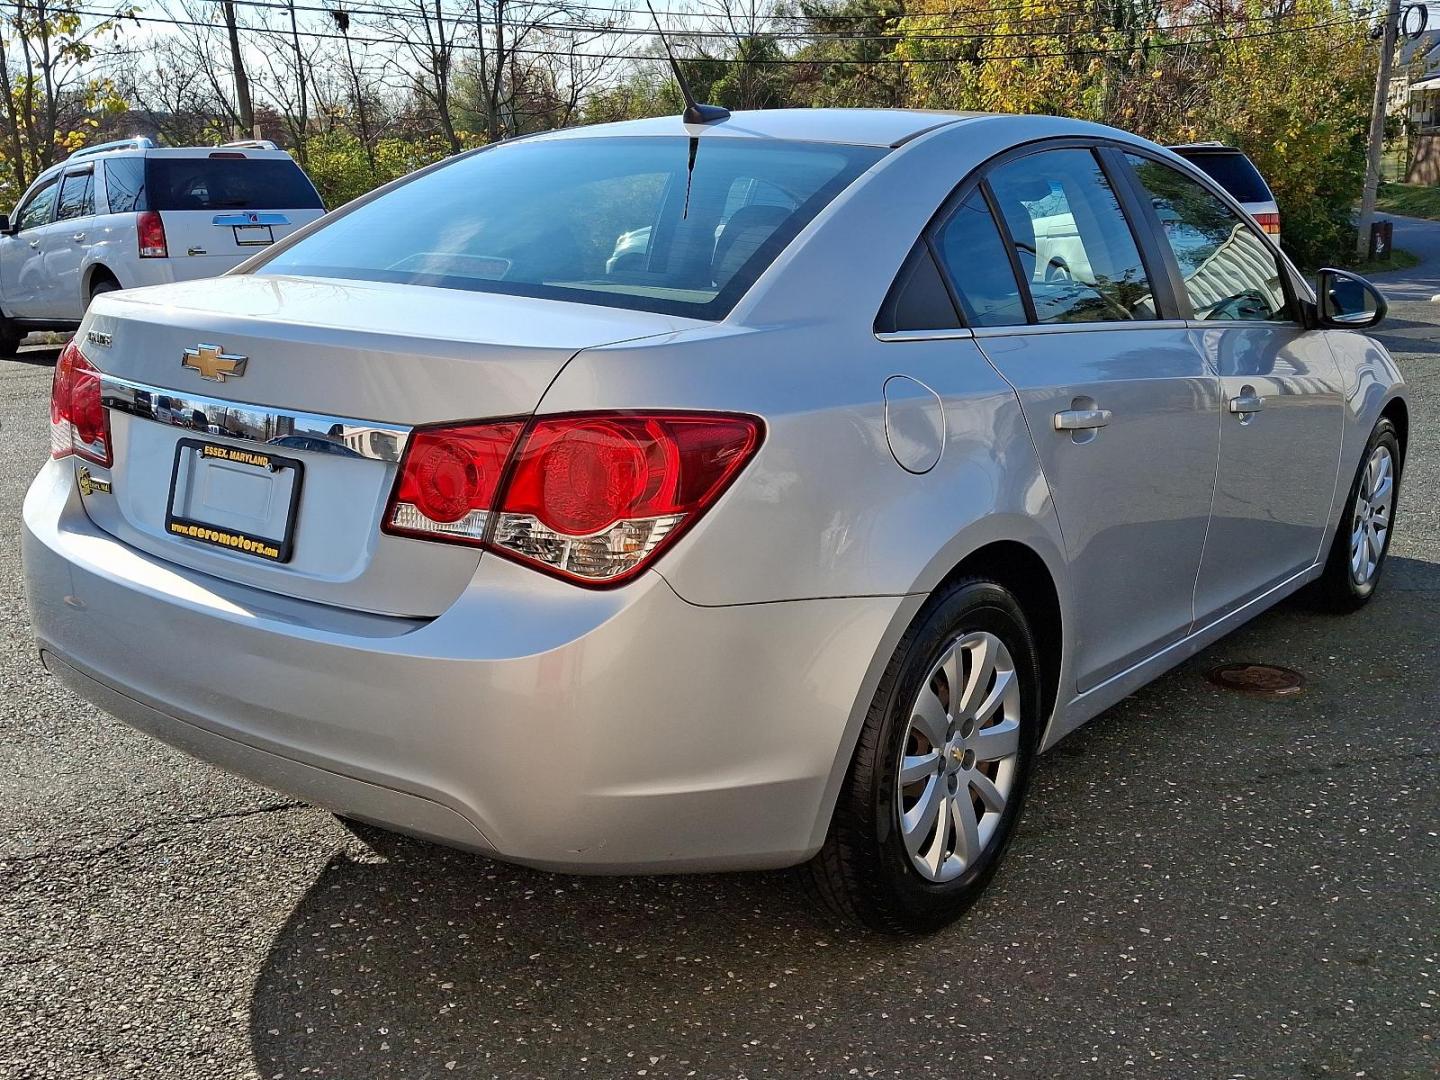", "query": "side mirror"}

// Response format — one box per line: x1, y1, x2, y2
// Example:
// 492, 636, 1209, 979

0, 213, 10, 234
1314, 267, 1387, 330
